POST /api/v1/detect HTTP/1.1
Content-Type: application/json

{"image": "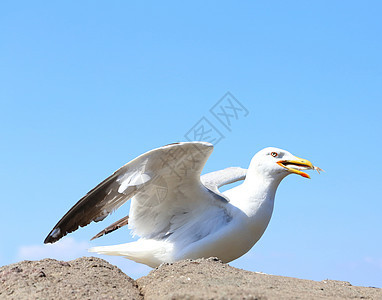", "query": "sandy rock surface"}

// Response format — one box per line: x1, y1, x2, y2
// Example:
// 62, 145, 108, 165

1, 256, 381, 300
0, 257, 142, 300
139, 257, 382, 299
